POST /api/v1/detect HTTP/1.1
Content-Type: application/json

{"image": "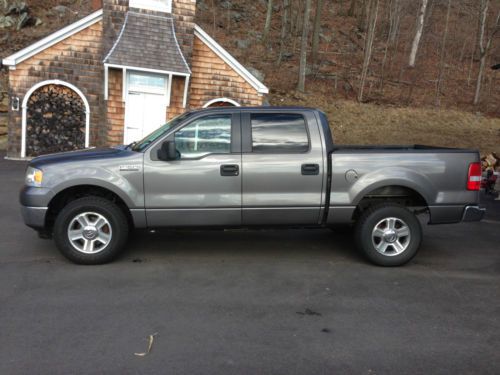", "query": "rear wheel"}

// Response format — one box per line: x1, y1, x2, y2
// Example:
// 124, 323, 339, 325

355, 203, 422, 266
53, 197, 129, 264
